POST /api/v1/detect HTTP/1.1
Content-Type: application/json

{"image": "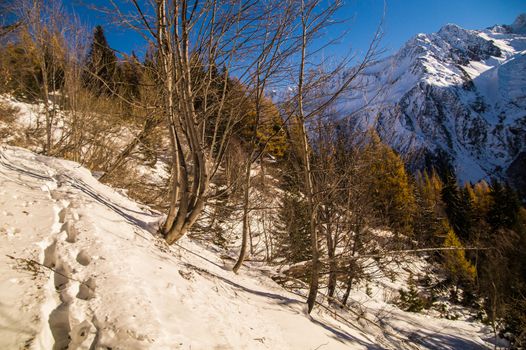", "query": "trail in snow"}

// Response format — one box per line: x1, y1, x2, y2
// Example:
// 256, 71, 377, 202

41, 181, 97, 349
